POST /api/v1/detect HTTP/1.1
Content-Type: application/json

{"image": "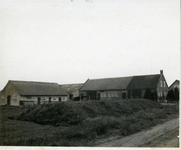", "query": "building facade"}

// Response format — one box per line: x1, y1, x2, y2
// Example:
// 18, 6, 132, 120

79, 77, 132, 100
127, 70, 168, 101
80, 70, 169, 102
0, 80, 68, 106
